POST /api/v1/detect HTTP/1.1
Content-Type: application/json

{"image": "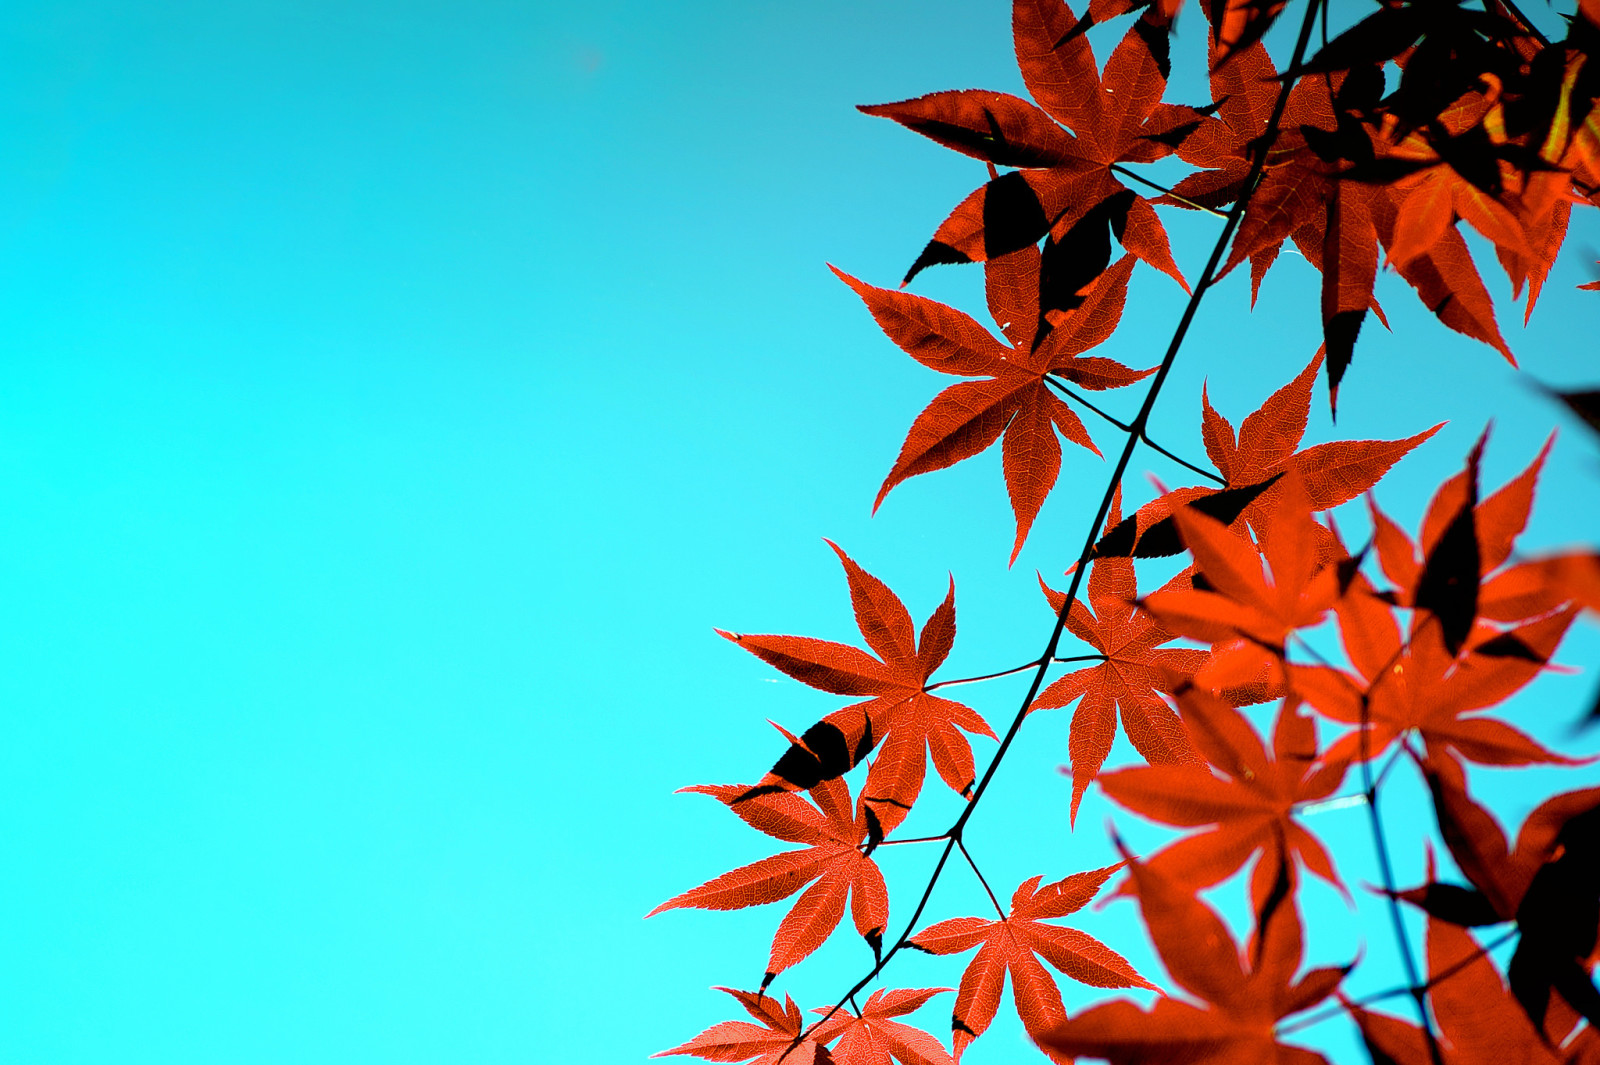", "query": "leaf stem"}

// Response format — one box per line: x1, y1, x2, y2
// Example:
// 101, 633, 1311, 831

926, 660, 1045, 691
1359, 679, 1443, 1065
956, 836, 1006, 919
1295, 792, 1366, 816
1275, 926, 1519, 1036
1140, 431, 1227, 485
872, 833, 950, 848
1045, 376, 1226, 485
1110, 163, 1227, 218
